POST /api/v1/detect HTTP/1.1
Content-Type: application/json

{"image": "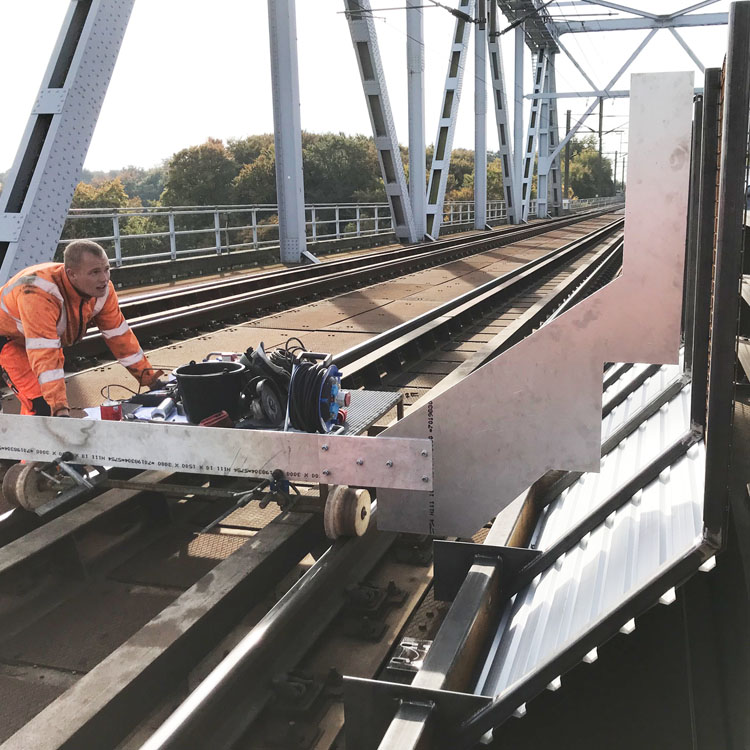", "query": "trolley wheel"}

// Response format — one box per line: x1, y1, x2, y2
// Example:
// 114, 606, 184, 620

0, 460, 17, 514
323, 485, 371, 540
2, 462, 59, 512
